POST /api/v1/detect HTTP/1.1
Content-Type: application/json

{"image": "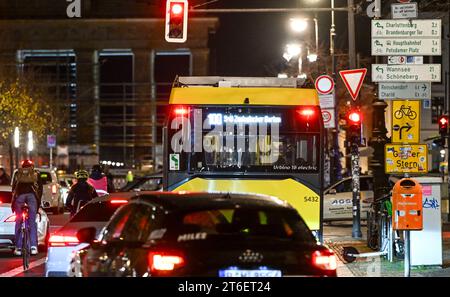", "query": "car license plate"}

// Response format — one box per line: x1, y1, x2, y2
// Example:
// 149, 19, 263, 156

219, 269, 282, 277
